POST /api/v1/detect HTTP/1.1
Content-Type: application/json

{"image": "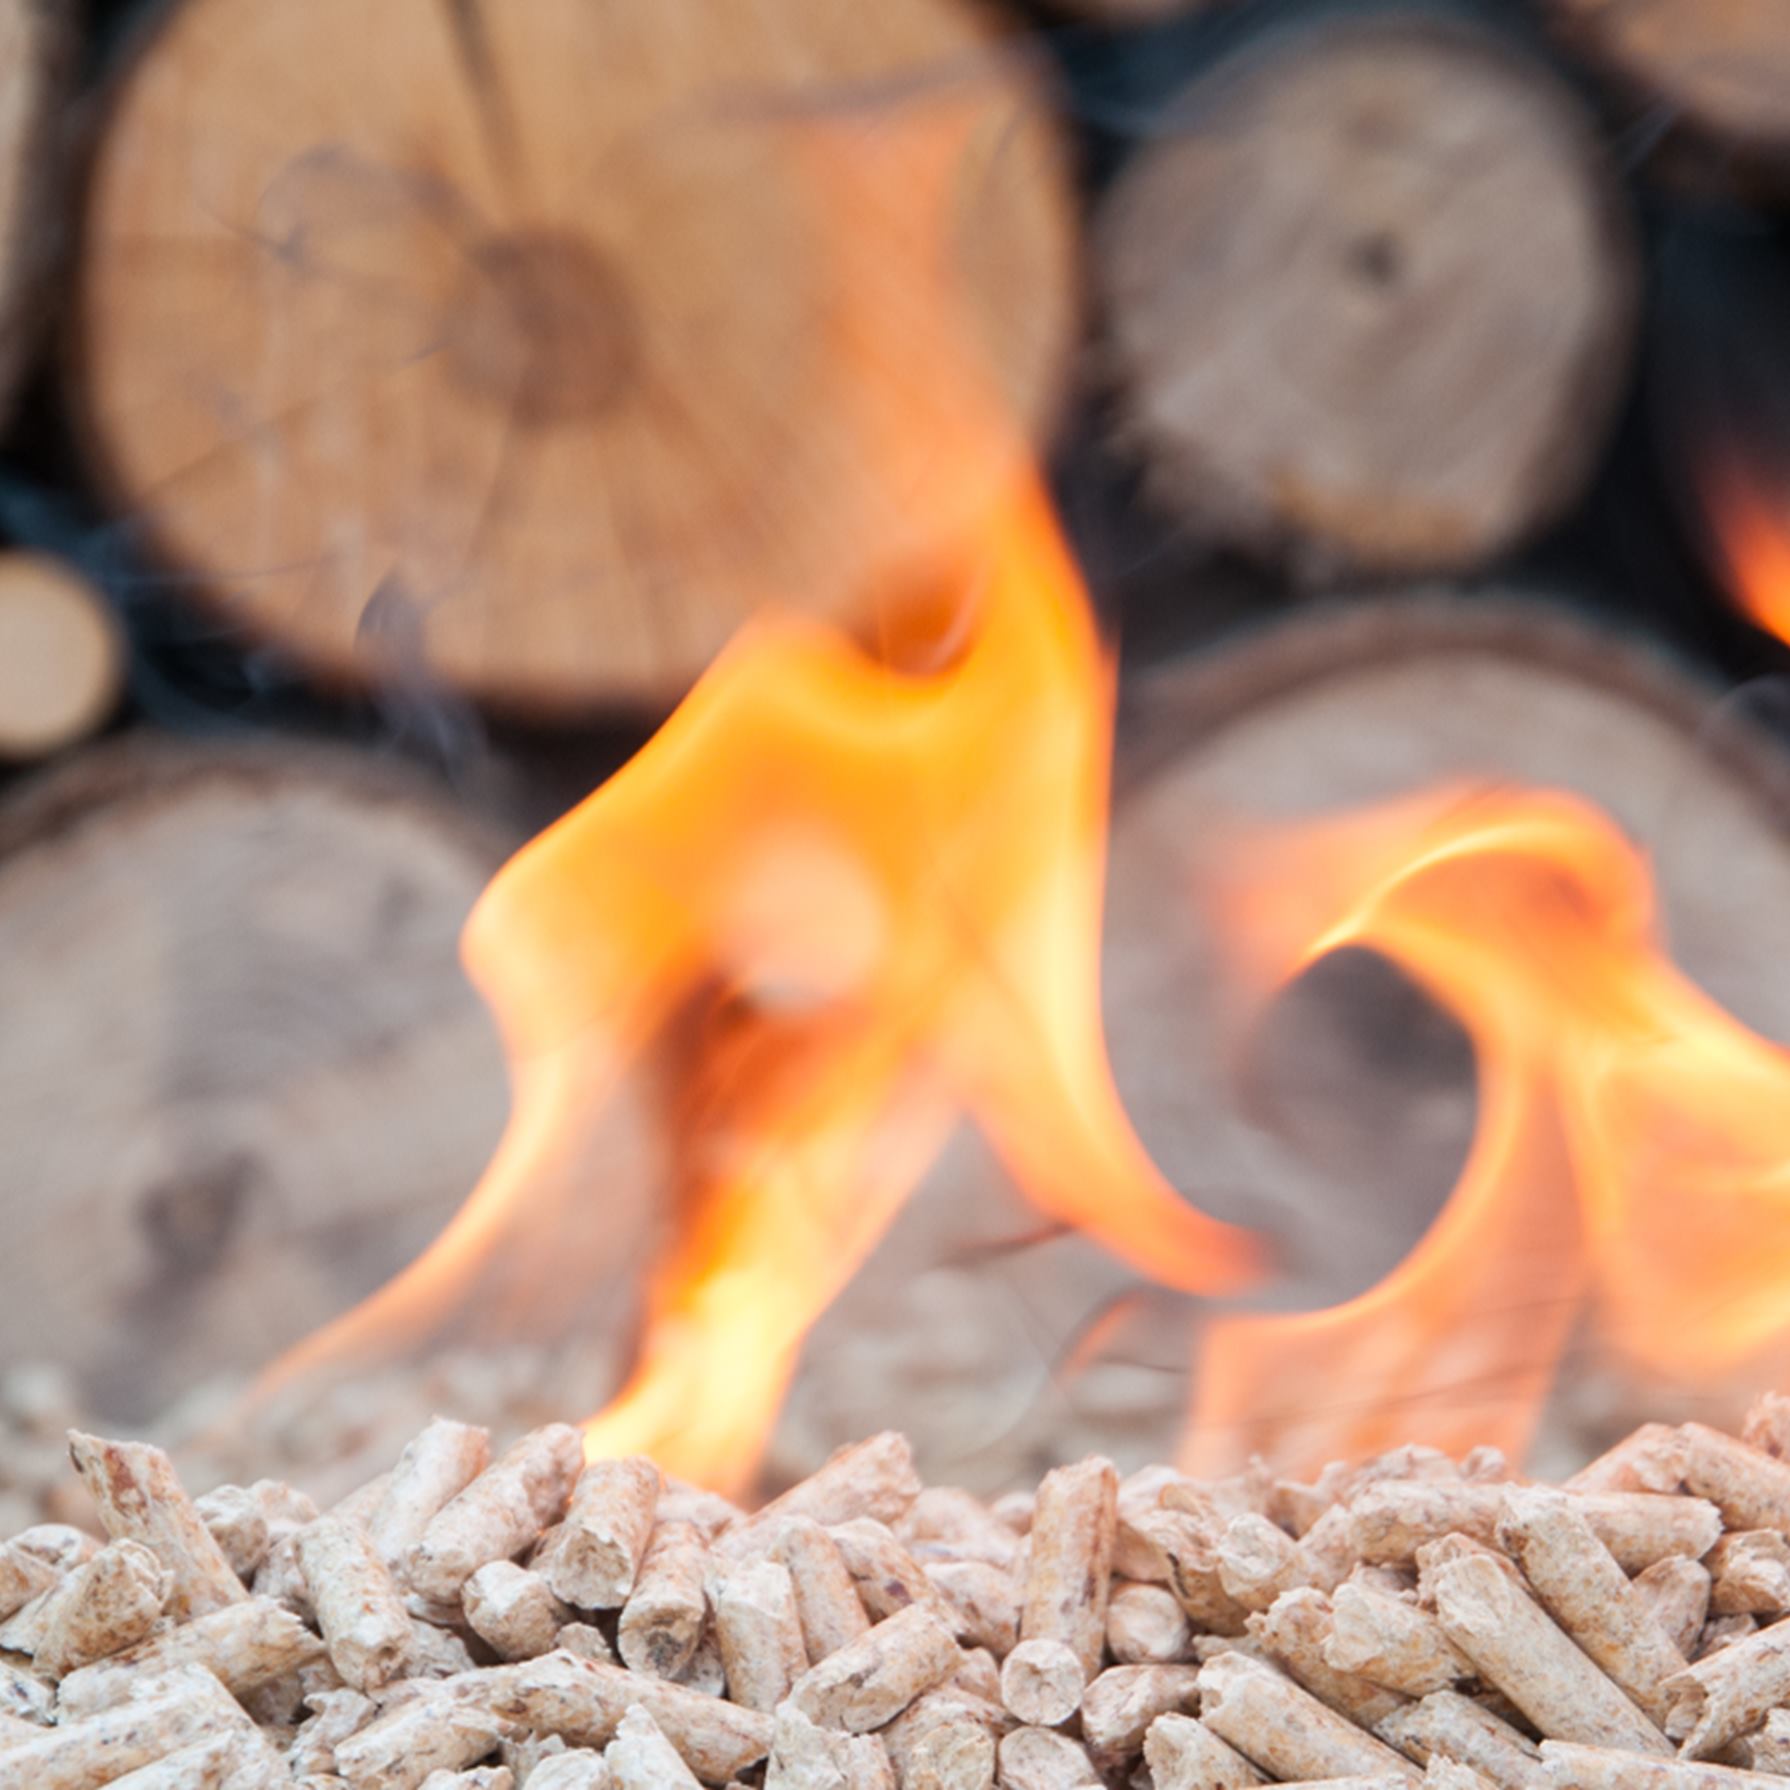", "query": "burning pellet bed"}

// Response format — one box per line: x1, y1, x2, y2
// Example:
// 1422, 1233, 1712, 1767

15, 1416, 1790, 1786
